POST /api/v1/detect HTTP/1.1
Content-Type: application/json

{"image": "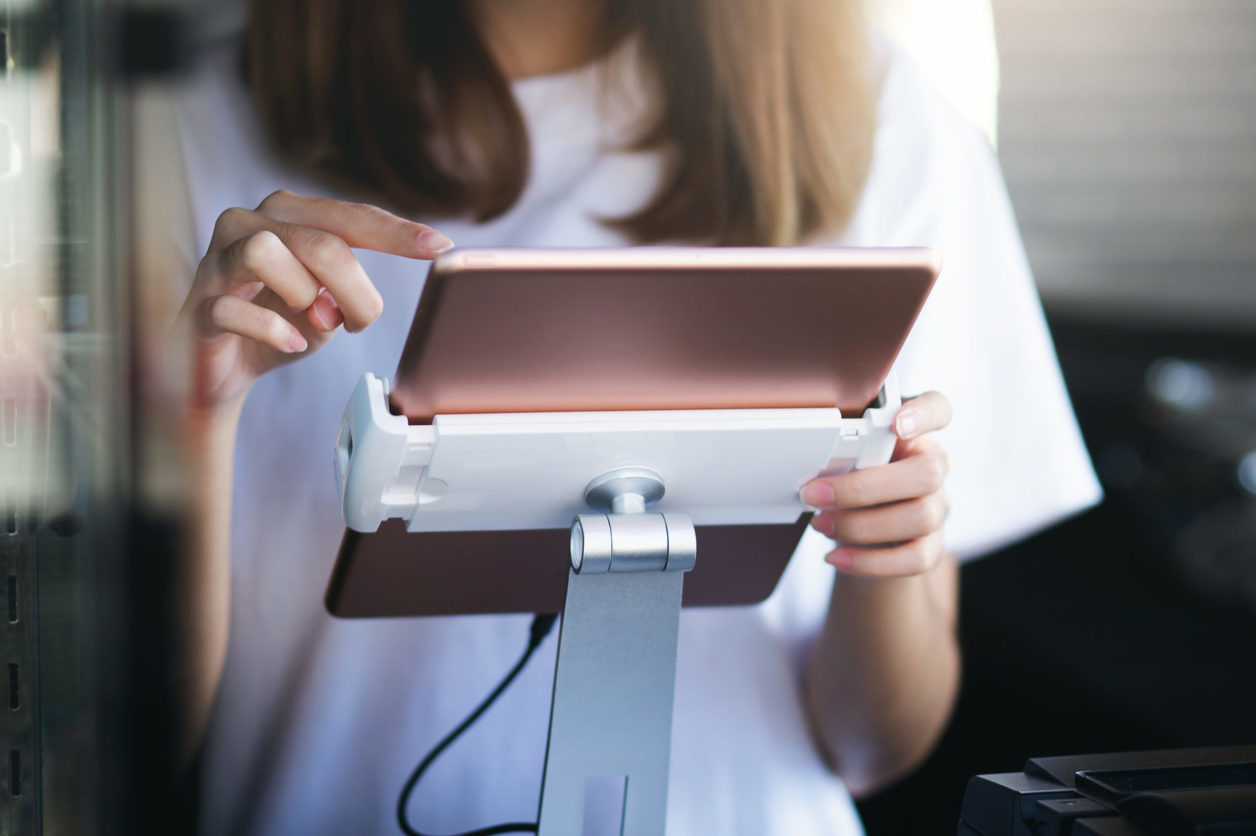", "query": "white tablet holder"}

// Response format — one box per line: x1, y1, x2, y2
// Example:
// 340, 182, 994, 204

336, 372, 902, 835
